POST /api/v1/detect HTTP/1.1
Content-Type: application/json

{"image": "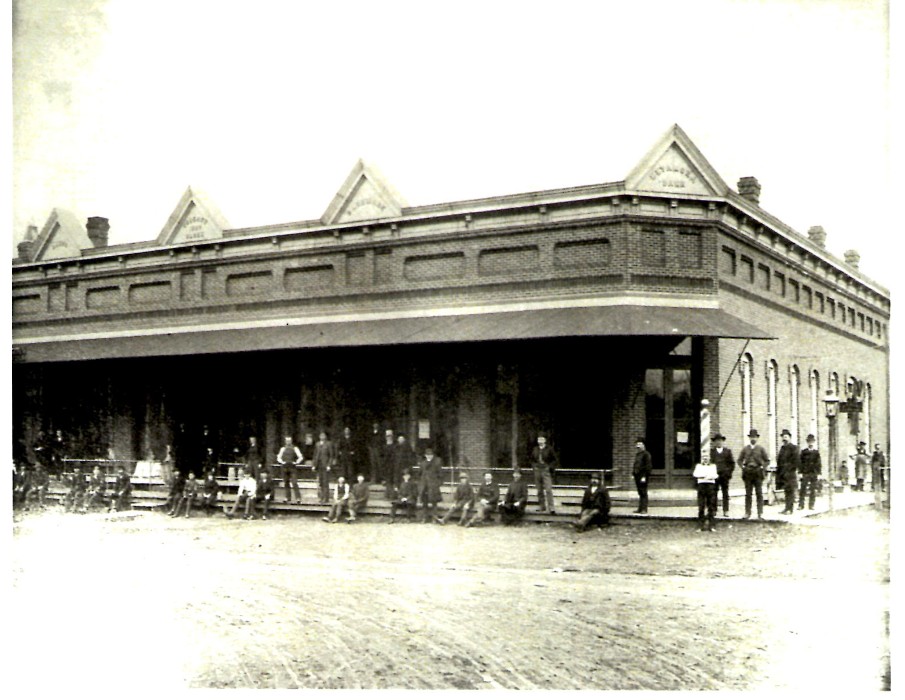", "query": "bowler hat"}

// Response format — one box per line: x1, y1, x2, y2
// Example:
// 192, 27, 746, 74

780, 429, 792, 437
858, 441, 866, 446
712, 433, 726, 441
806, 434, 816, 441
747, 429, 760, 438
